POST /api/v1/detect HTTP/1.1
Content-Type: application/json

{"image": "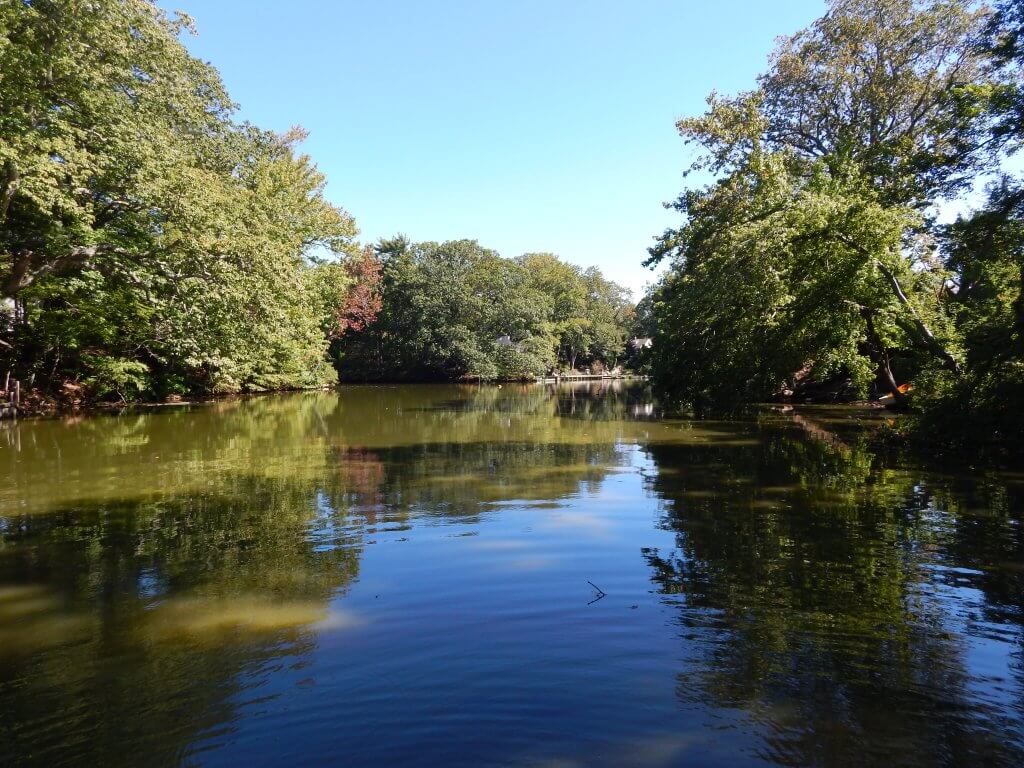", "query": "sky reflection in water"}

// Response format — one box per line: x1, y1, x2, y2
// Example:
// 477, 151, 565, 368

0, 382, 1022, 766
